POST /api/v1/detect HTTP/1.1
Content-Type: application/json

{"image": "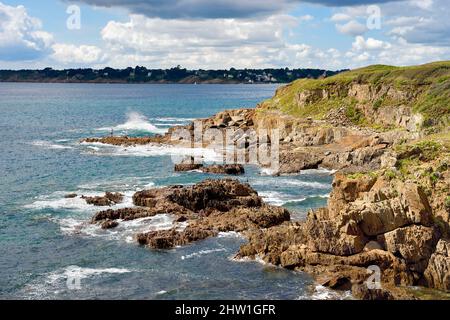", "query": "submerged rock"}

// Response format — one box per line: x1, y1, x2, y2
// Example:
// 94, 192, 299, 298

101, 219, 119, 229
174, 163, 203, 172
82, 192, 124, 206
174, 163, 245, 175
